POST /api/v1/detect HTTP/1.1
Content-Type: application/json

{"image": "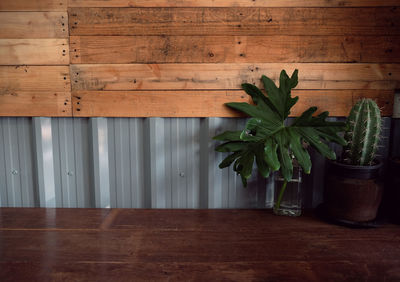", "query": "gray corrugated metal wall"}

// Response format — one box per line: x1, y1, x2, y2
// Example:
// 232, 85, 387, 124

0, 117, 391, 209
